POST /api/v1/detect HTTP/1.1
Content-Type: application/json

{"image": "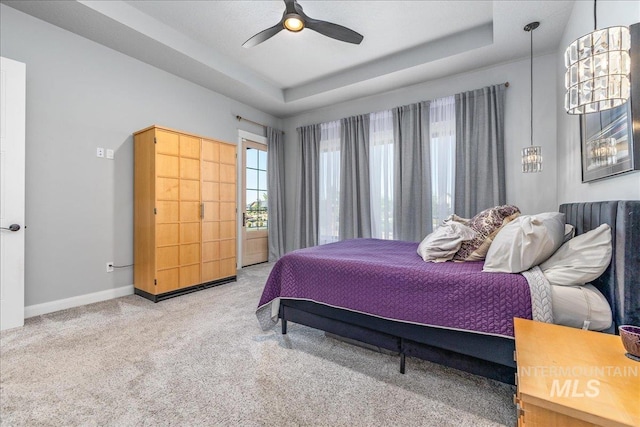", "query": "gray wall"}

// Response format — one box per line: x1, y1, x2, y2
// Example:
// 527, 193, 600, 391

5, 1, 638, 307
556, 1, 640, 203
0, 5, 282, 306
281, 53, 559, 253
